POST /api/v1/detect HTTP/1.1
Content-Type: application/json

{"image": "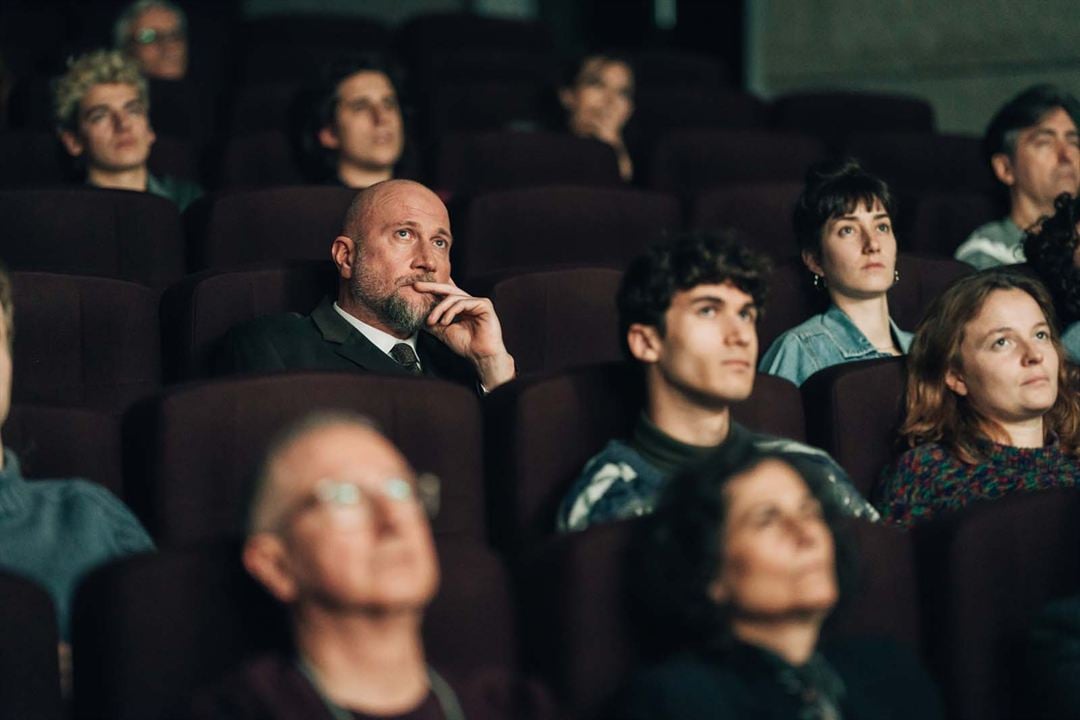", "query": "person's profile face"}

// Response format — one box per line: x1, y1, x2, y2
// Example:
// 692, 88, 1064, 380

128, 5, 188, 80
707, 459, 838, 620
62, 83, 155, 173
1004, 107, 1080, 209
320, 71, 404, 179
806, 198, 897, 302
945, 288, 1060, 430
649, 281, 758, 407
268, 424, 440, 612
